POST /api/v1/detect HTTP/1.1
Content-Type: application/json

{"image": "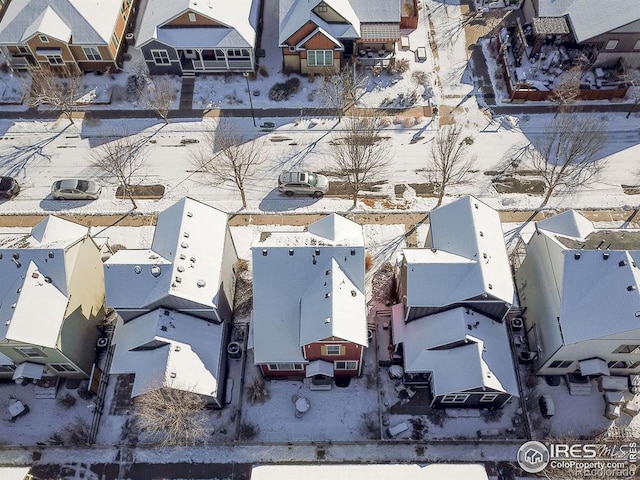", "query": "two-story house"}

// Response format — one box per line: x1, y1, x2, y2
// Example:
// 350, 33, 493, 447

0, 216, 105, 382
279, 0, 401, 74
393, 196, 519, 408
105, 197, 237, 407
136, 0, 259, 74
250, 214, 367, 389
0, 0, 137, 73
515, 210, 640, 379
